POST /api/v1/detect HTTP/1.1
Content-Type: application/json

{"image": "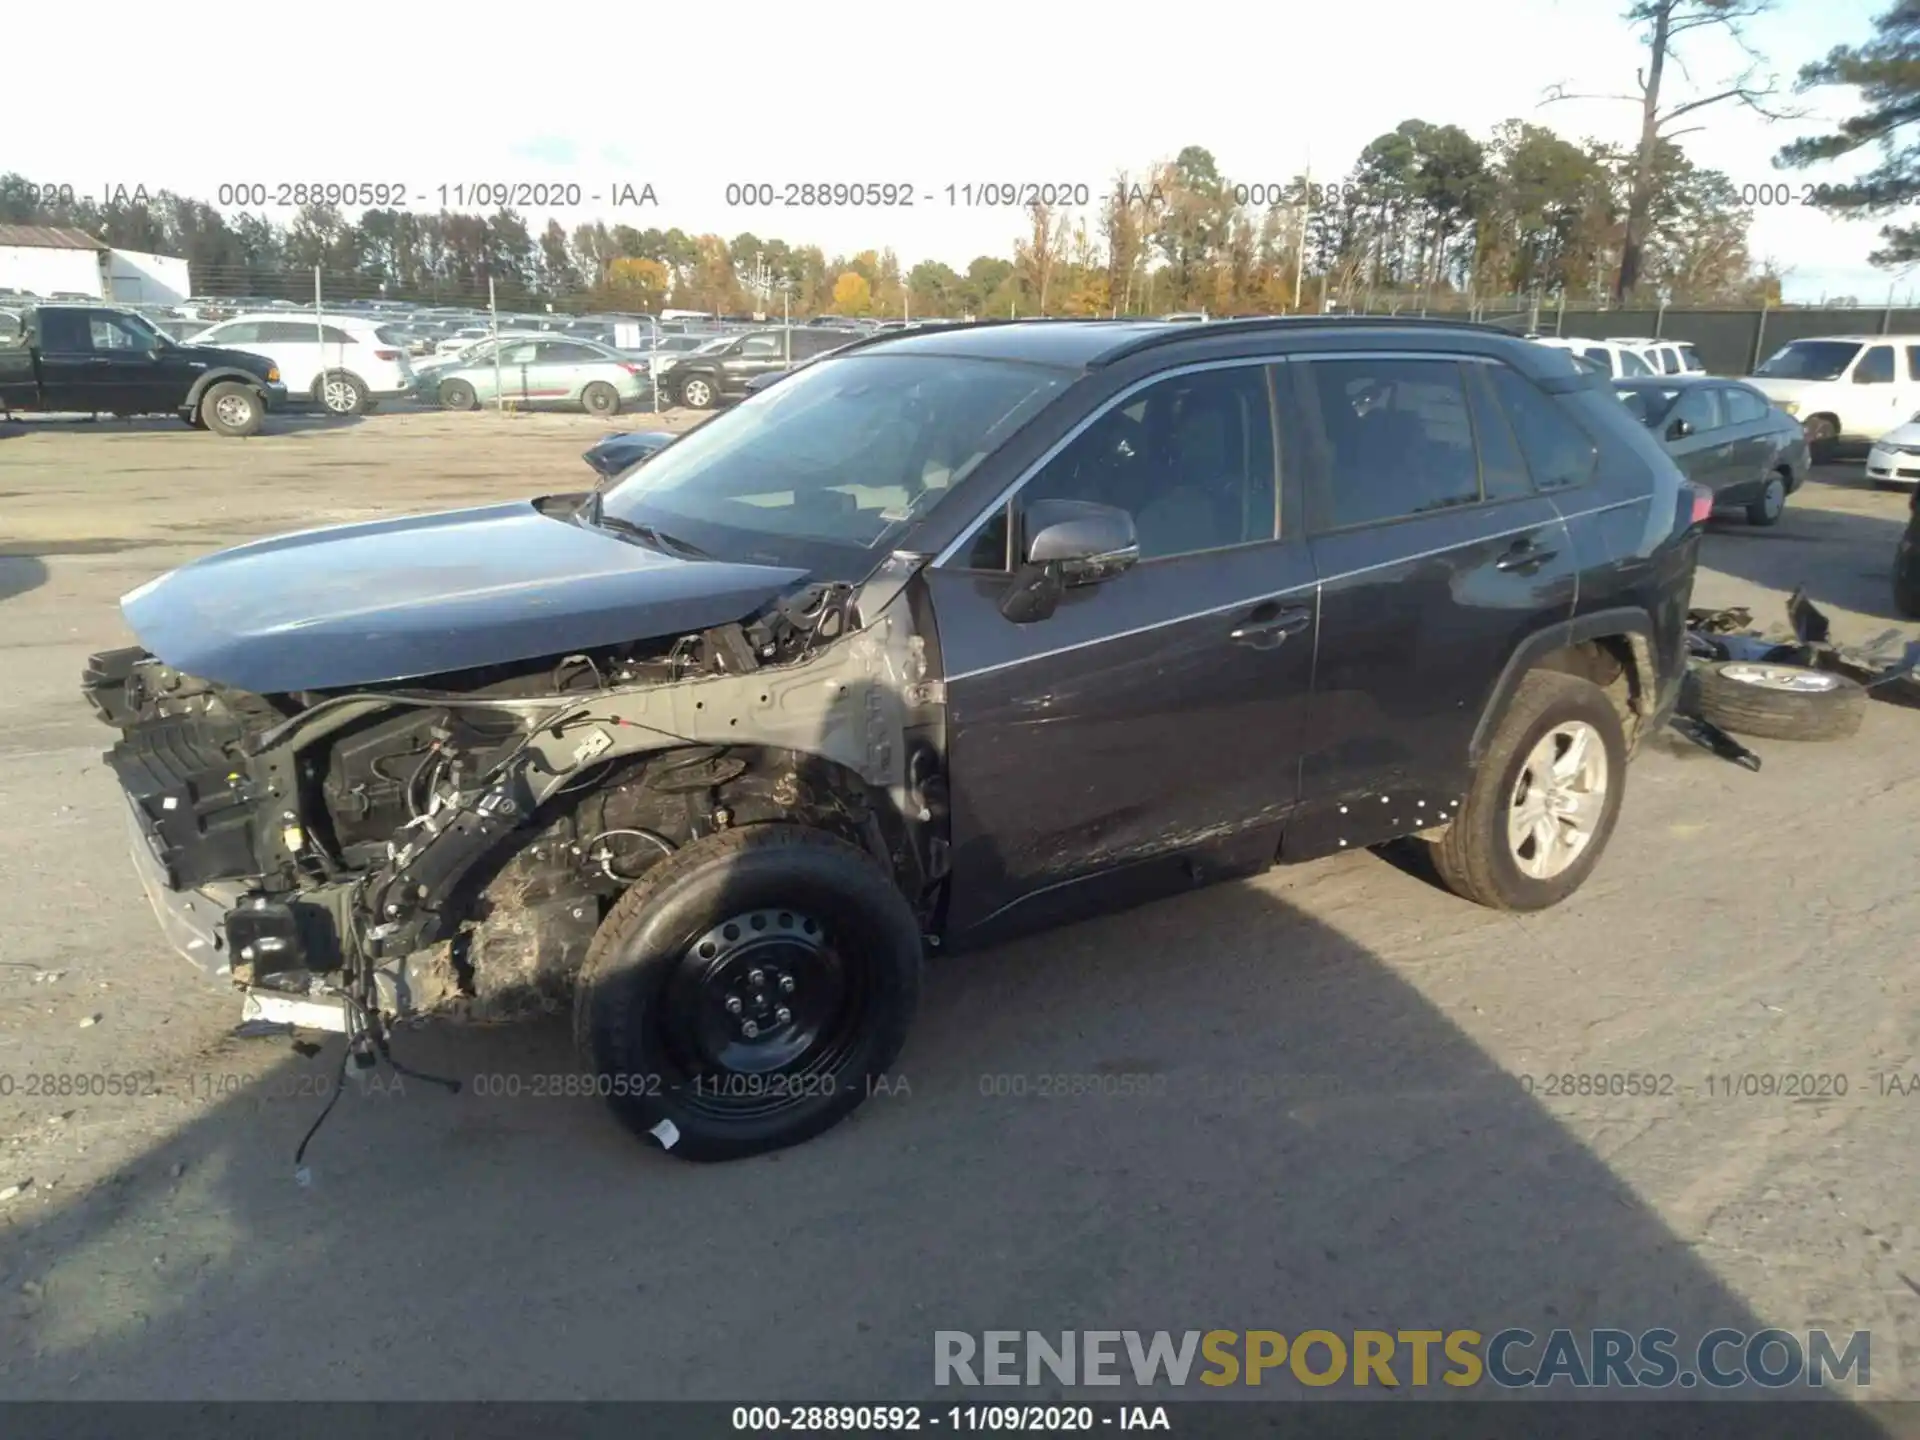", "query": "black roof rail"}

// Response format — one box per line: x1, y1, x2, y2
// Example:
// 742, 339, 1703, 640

808, 315, 1135, 358
1087, 313, 1526, 366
